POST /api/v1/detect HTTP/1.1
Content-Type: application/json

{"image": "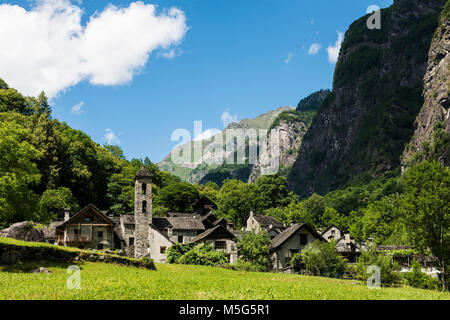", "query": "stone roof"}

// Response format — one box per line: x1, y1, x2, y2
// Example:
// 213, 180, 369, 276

152, 217, 172, 230
166, 217, 206, 231
254, 215, 284, 229
270, 223, 324, 249
135, 166, 153, 179
58, 204, 115, 230
191, 225, 236, 243
193, 196, 218, 211
167, 213, 194, 217
120, 215, 135, 225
